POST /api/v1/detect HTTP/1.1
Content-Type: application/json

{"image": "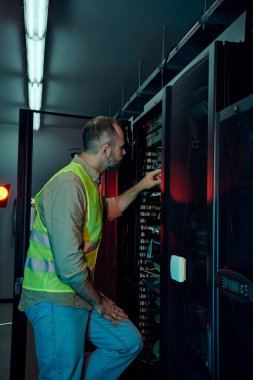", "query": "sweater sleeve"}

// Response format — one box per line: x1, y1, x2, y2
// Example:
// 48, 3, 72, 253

104, 196, 123, 221
39, 172, 90, 284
